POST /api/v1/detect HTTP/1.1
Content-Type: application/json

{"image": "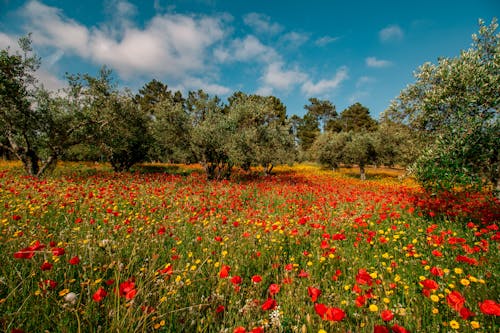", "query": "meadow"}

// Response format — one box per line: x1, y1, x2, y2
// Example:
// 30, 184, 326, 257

0, 162, 499, 333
